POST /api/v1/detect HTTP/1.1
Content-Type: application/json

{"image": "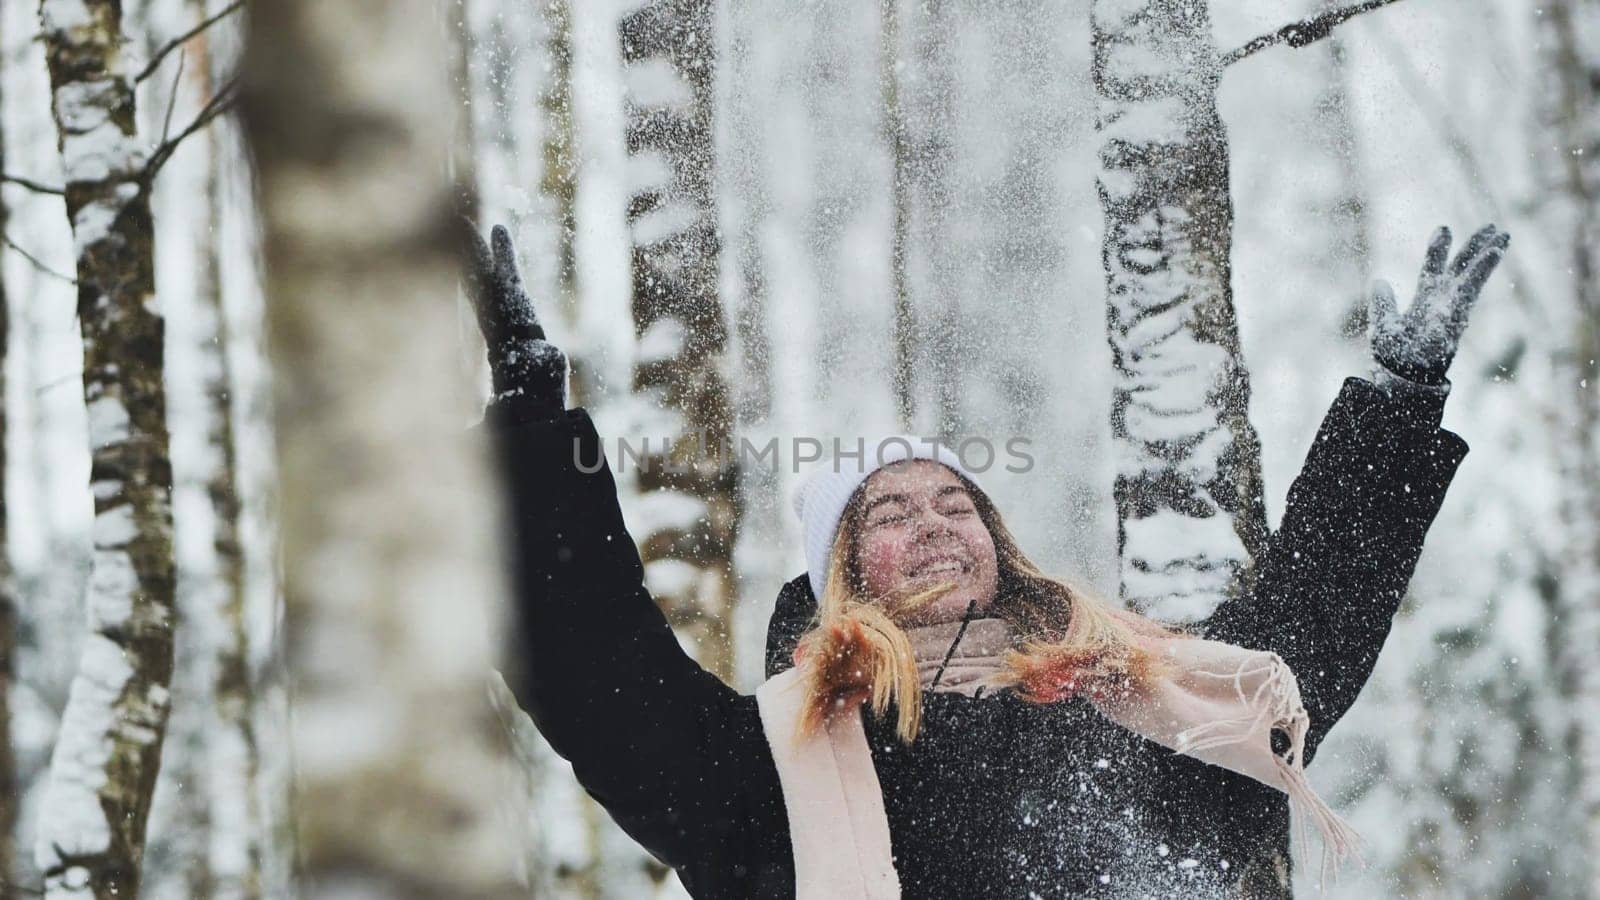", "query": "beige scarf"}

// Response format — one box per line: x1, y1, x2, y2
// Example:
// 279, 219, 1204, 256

755, 616, 1361, 899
